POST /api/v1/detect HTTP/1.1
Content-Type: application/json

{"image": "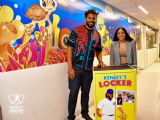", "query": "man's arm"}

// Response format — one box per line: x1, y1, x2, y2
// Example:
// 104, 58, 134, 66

96, 51, 102, 63
96, 34, 107, 67
66, 29, 78, 80
118, 106, 125, 114
67, 47, 75, 80
96, 108, 102, 117
96, 52, 107, 67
